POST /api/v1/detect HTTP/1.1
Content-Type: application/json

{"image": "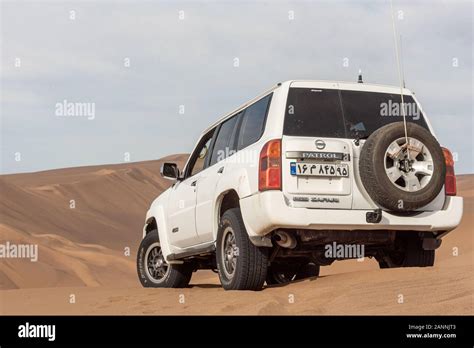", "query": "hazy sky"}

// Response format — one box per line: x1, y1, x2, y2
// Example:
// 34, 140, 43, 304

1, 0, 472, 174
